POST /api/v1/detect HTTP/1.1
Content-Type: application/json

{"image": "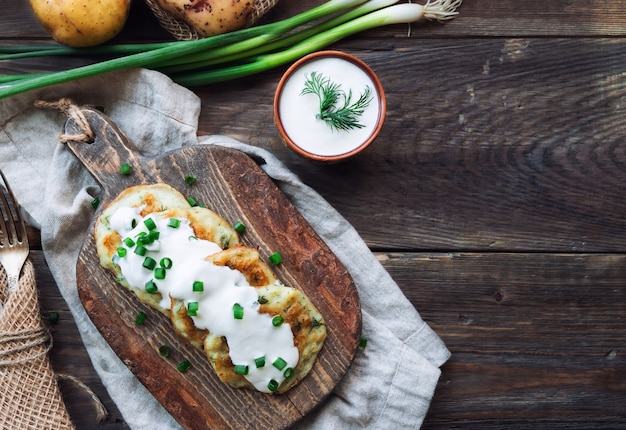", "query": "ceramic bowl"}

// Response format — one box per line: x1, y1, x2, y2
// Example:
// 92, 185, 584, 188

274, 50, 386, 162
